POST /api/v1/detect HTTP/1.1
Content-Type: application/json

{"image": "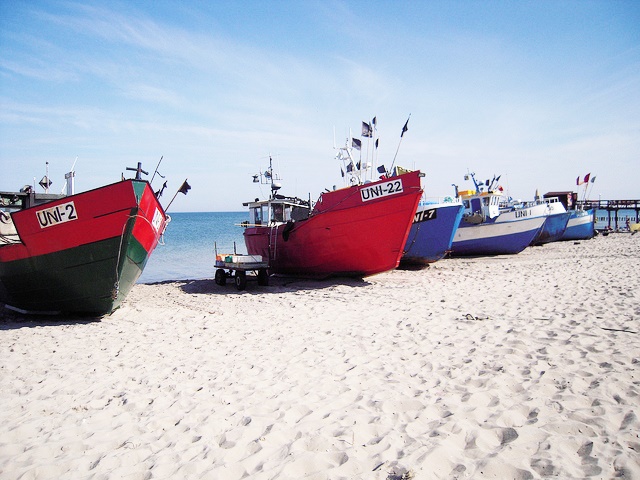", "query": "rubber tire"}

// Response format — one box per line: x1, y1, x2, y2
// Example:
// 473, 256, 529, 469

215, 269, 226, 286
235, 271, 247, 291
257, 268, 269, 286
